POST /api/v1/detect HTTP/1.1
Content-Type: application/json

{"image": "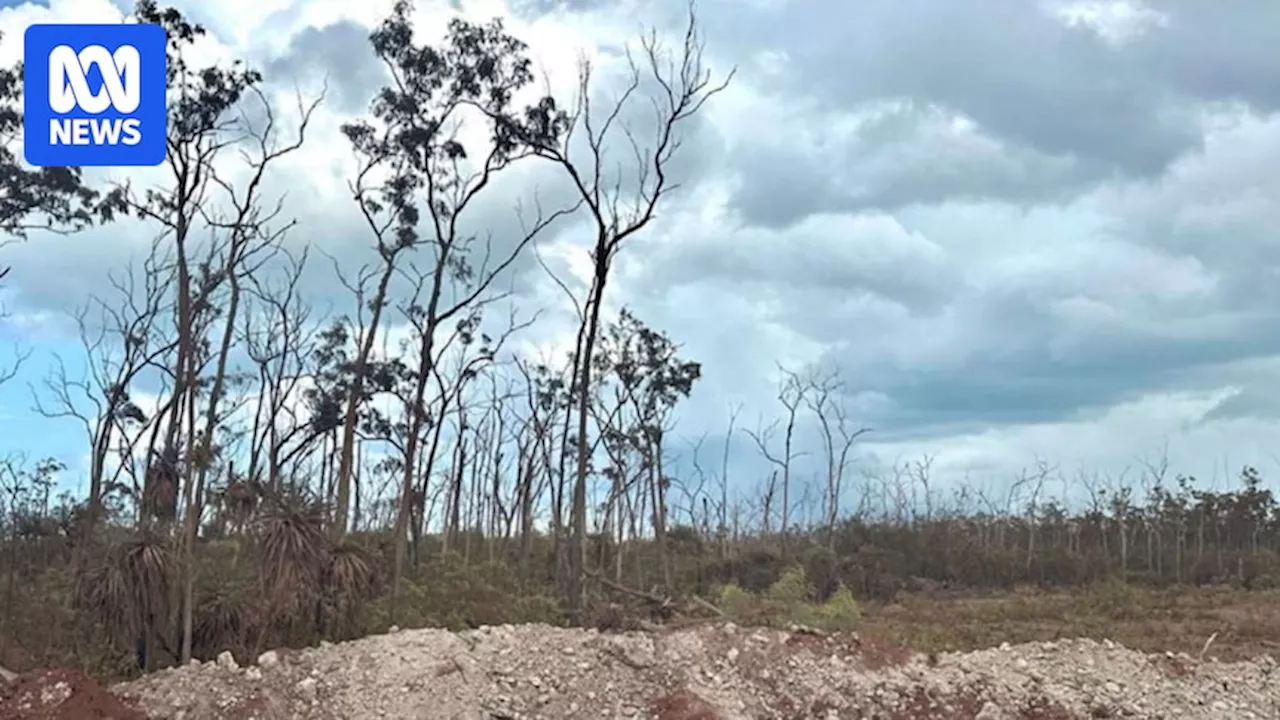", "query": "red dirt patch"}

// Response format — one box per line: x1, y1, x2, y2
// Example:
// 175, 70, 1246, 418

0, 668, 145, 720
856, 633, 914, 670
653, 688, 721, 720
